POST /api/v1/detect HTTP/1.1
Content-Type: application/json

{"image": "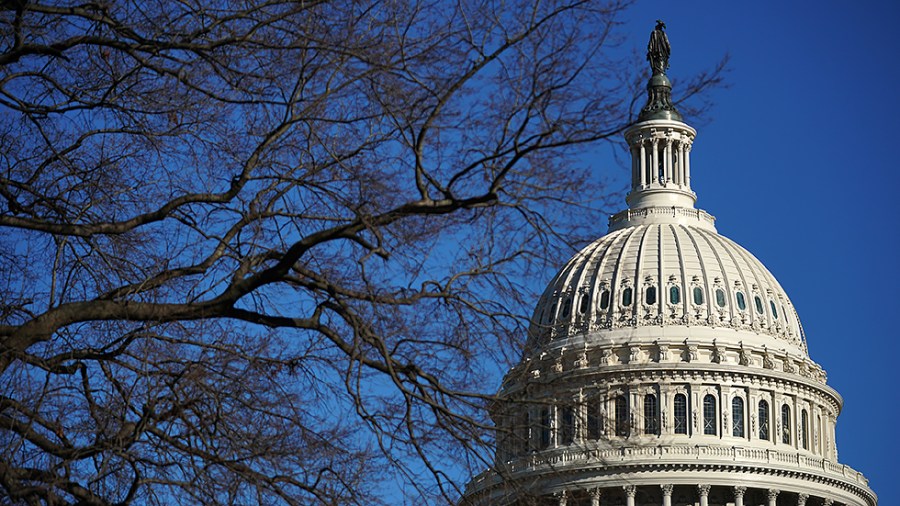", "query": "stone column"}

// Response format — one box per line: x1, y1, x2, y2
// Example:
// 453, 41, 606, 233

660, 484, 673, 506
767, 488, 780, 506
588, 487, 602, 506
639, 141, 647, 188
698, 484, 711, 506
677, 142, 685, 186
624, 485, 637, 506
651, 140, 659, 184
664, 138, 672, 183
684, 144, 692, 187
733, 486, 747, 506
